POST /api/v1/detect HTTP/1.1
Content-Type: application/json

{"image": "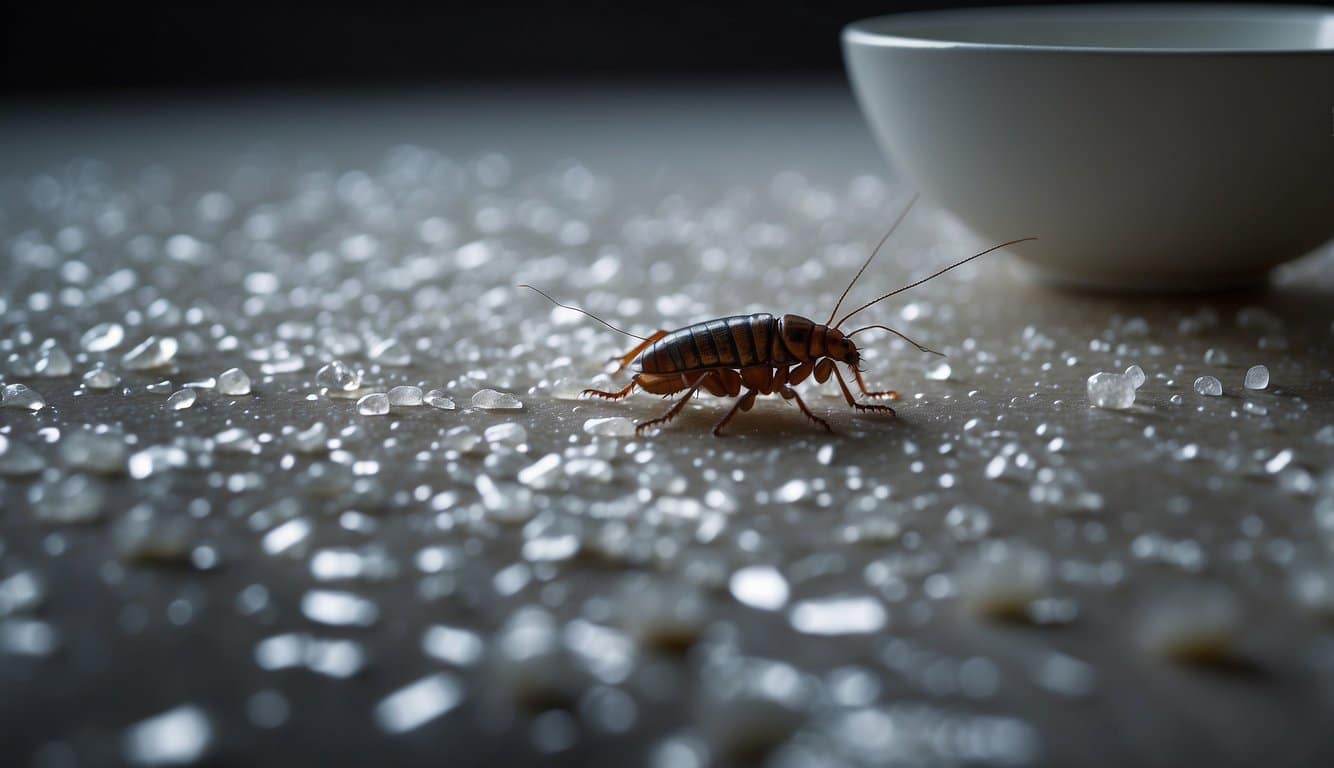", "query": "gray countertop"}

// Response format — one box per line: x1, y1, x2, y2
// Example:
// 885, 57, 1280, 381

2, 82, 1333, 768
